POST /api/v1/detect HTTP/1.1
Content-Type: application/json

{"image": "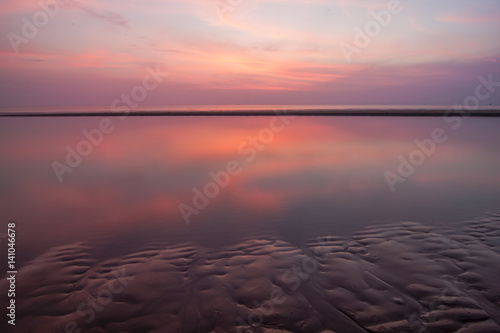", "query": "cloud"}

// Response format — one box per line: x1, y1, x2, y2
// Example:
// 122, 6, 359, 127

1, 0, 500, 106
436, 11, 500, 24
73, 5, 130, 27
